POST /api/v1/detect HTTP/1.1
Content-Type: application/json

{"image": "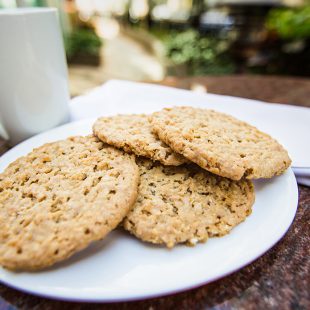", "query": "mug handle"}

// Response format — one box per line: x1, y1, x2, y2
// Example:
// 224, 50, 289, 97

0, 120, 9, 140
